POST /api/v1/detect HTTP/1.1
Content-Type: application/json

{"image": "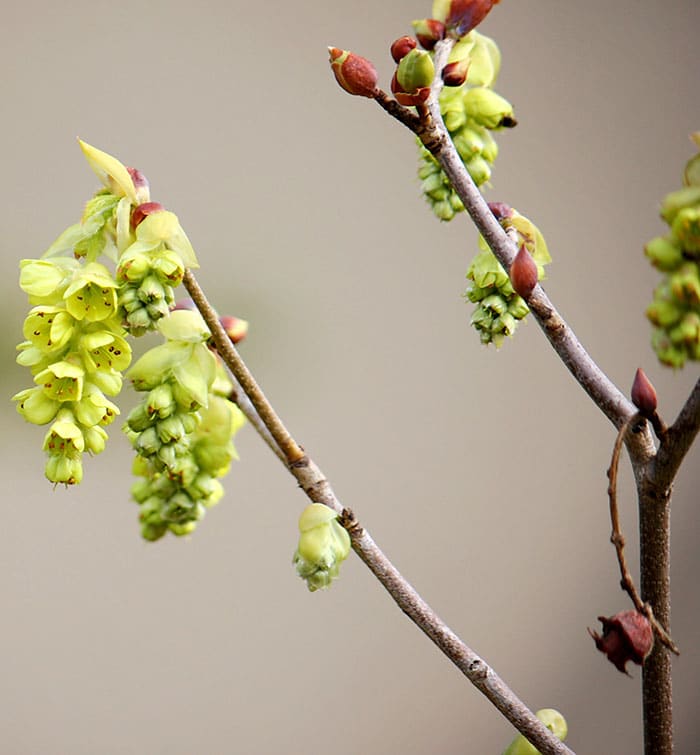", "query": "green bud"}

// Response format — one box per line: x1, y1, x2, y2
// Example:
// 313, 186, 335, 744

645, 236, 684, 271
396, 49, 436, 93
136, 426, 161, 456
45, 454, 83, 485
117, 249, 152, 282
147, 384, 176, 418
502, 708, 568, 755
293, 503, 351, 592
138, 274, 167, 303
660, 185, 700, 224
141, 521, 168, 542
671, 206, 700, 254
466, 154, 492, 185
463, 87, 516, 129
83, 425, 109, 454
